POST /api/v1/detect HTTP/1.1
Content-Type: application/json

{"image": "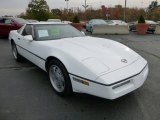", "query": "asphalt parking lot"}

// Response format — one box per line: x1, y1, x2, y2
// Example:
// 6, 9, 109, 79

0, 33, 160, 120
